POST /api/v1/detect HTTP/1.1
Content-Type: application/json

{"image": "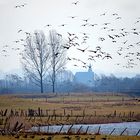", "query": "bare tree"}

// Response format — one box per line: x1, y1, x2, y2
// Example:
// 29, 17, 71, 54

48, 30, 67, 93
22, 30, 50, 93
